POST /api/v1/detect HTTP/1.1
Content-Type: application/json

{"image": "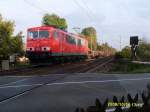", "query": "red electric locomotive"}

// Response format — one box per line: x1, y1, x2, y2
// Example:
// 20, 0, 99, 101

26, 26, 89, 62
